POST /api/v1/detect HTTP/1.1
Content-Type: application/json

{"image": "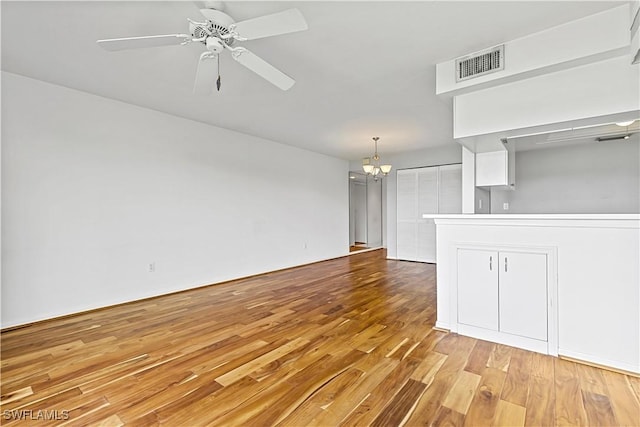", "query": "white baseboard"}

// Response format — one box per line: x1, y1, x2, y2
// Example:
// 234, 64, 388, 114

457, 324, 549, 355
559, 349, 640, 375
435, 320, 450, 331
